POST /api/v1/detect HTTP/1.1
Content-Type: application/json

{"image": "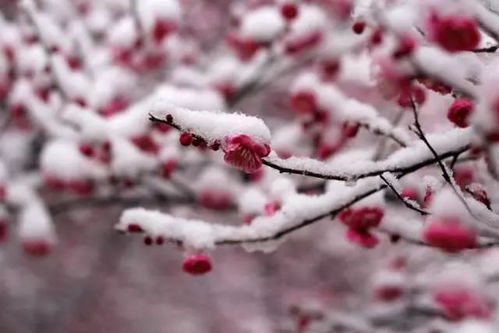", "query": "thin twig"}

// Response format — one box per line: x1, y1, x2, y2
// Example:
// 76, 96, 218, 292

409, 98, 476, 217
473, 44, 499, 53
380, 174, 428, 215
